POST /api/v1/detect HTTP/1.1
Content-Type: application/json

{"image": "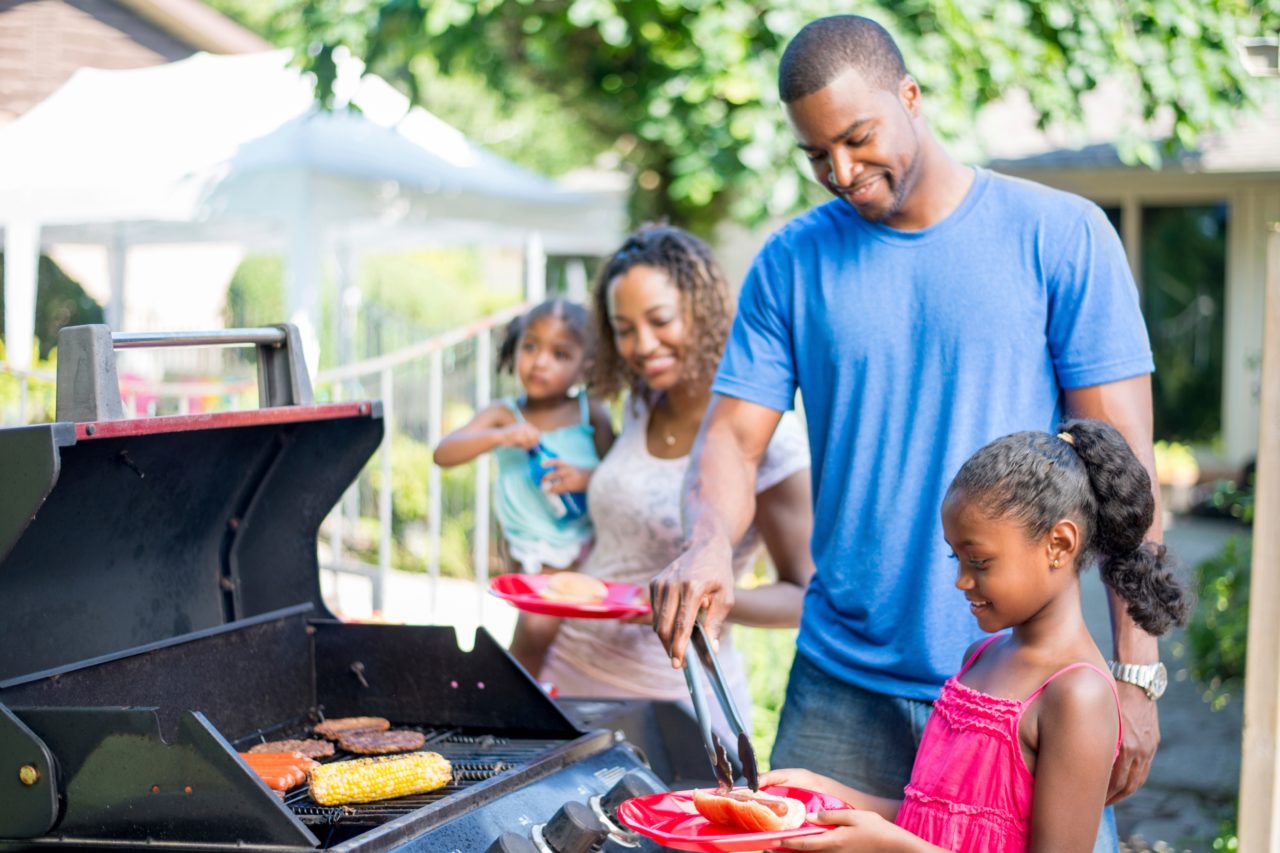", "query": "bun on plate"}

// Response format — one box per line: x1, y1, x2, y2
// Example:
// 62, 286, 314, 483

692, 787, 806, 832
540, 571, 608, 604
